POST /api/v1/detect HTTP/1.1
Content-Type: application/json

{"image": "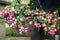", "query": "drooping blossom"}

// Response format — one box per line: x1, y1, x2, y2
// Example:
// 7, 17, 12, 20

44, 27, 47, 31
34, 10, 38, 15
47, 14, 52, 19
54, 29, 57, 31
48, 30, 55, 36
29, 21, 33, 25
24, 28, 28, 33
9, 20, 13, 24
13, 24, 17, 28
20, 18, 24, 21
4, 10, 8, 14
42, 23, 46, 27
8, 12, 13, 17
58, 17, 60, 20
47, 19, 51, 23
34, 22, 41, 28
50, 25, 55, 28
44, 18, 47, 21
19, 27, 24, 33
38, 16, 44, 20
13, 17, 15, 20
1, 12, 5, 18
19, 27, 28, 34
52, 18, 57, 23
25, 17, 29, 20
53, 11, 57, 15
